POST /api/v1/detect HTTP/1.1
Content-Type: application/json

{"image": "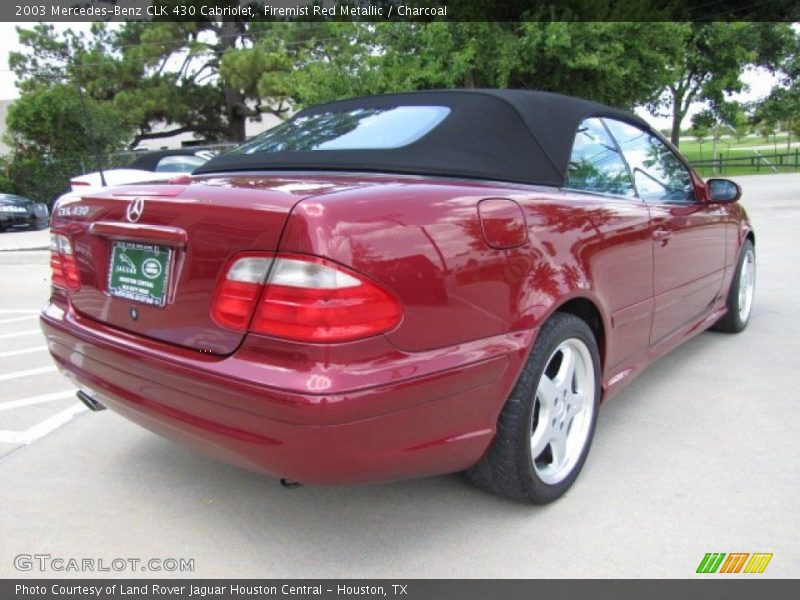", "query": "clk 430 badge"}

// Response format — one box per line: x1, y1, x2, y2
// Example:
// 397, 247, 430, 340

57, 205, 90, 218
